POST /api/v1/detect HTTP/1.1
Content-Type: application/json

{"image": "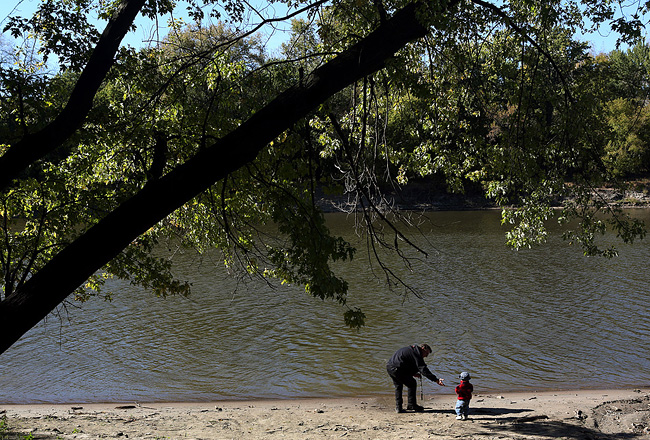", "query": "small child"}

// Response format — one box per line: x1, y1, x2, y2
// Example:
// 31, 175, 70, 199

455, 372, 473, 420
